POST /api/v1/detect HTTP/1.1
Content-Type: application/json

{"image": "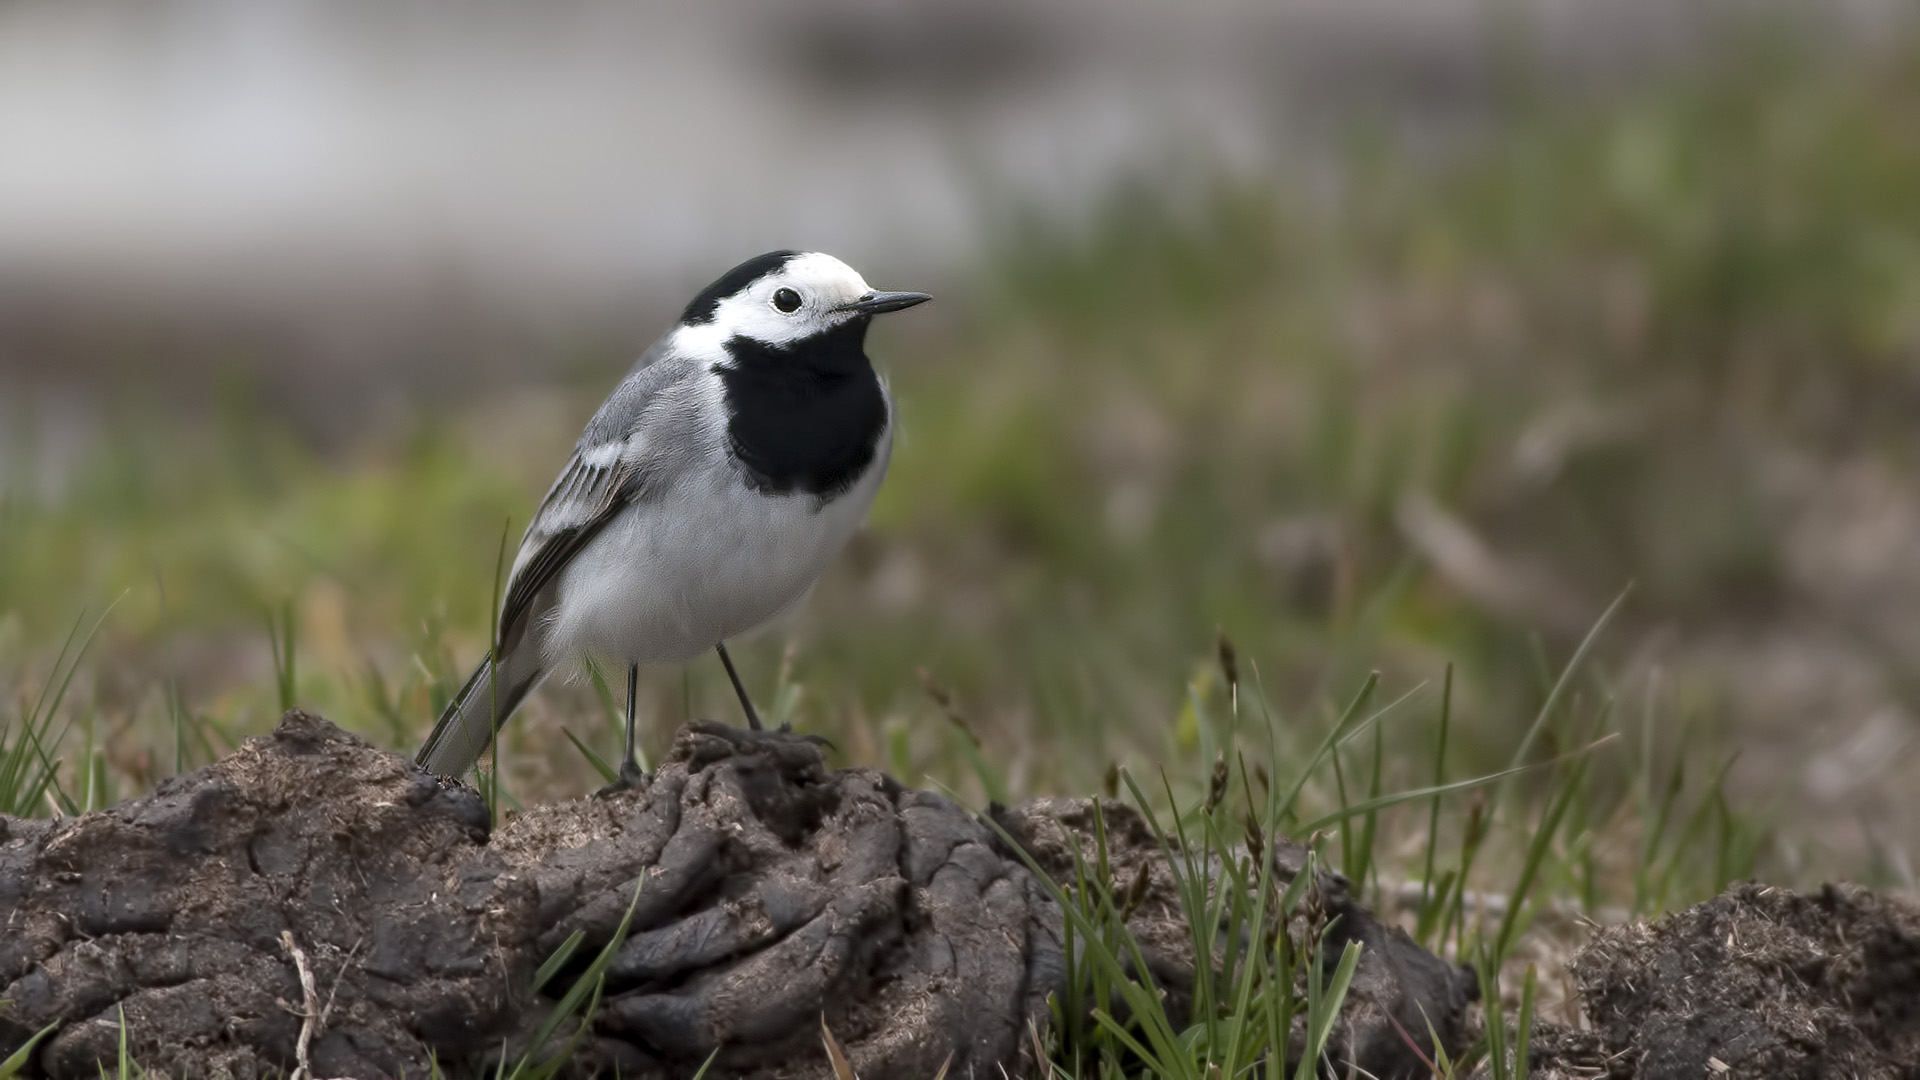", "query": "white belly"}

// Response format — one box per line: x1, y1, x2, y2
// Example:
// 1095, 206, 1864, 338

541, 444, 888, 666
